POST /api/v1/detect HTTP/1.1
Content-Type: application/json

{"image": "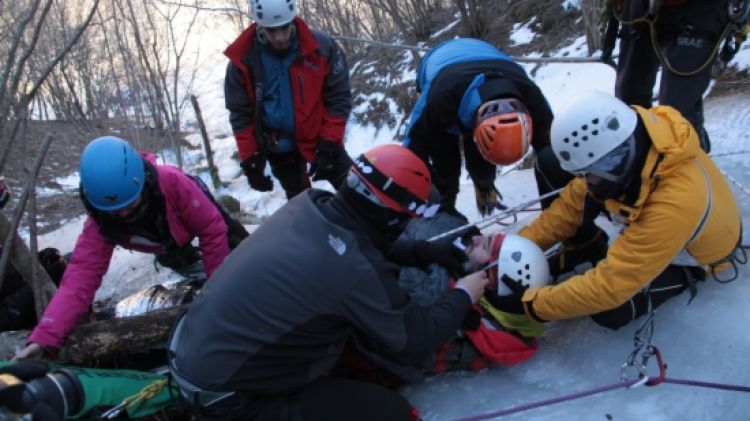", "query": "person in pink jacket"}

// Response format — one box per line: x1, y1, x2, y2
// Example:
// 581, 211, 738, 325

15, 136, 248, 359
